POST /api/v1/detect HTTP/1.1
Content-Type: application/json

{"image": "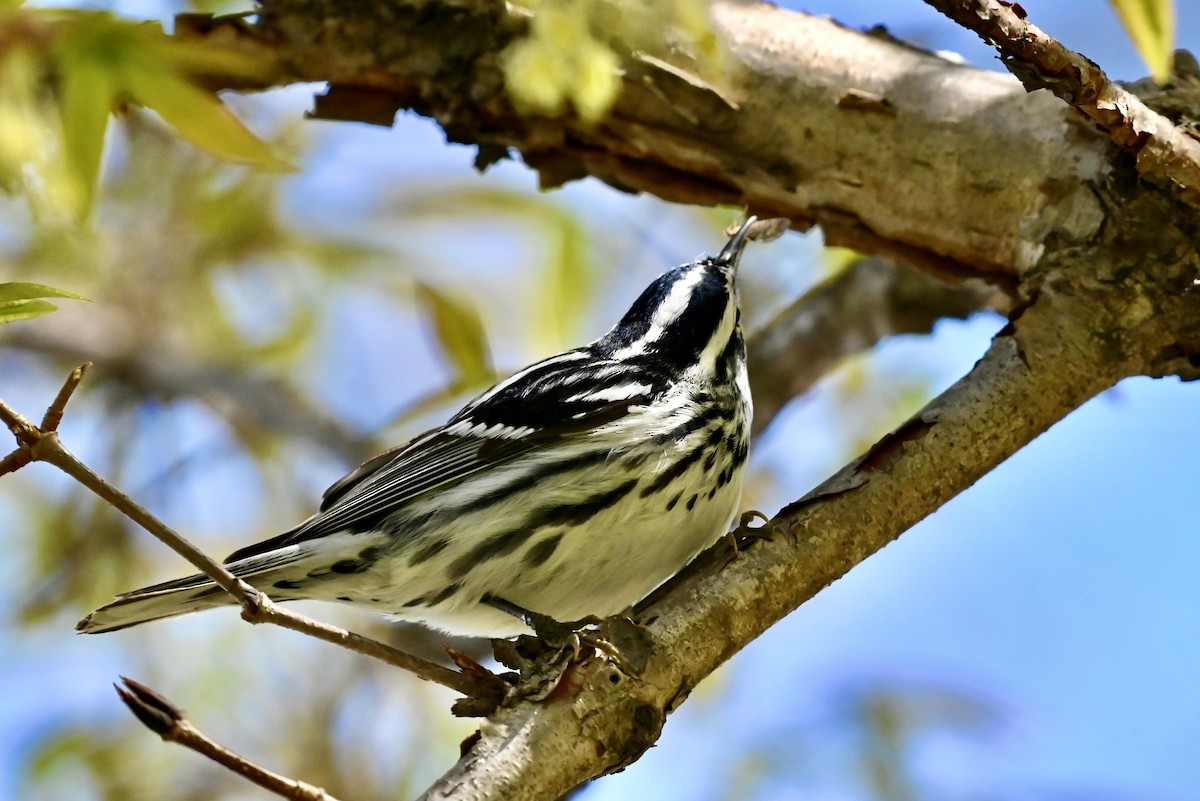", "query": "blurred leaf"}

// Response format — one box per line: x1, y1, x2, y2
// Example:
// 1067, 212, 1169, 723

1110, 0, 1175, 82
186, 0, 255, 13
572, 39, 621, 122
0, 8, 292, 216
503, 2, 620, 122
394, 186, 597, 351
414, 281, 495, 385
155, 30, 279, 86
26, 730, 93, 783
121, 66, 291, 171
503, 36, 570, 116
0, 45, 44, 192
57, 61, 115, 215
0, 298, 57, 322
503, 0, 729, 123
537, 210, 591, 349
0, 281, 88, 302
0, 281, 87, 322
820, 246, 860, 279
